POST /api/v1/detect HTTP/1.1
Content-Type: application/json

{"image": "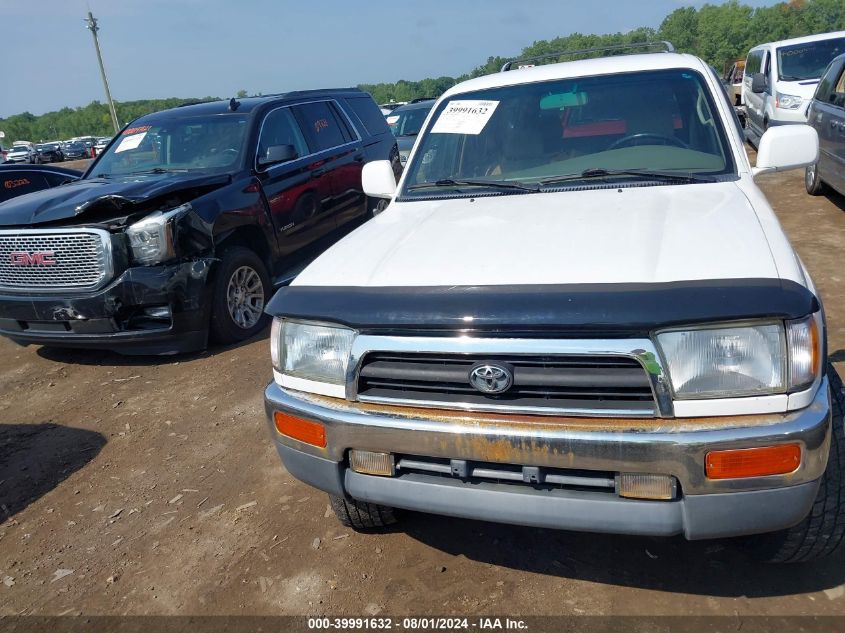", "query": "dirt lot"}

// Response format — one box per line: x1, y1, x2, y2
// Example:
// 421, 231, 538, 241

2, 161, 845, 619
